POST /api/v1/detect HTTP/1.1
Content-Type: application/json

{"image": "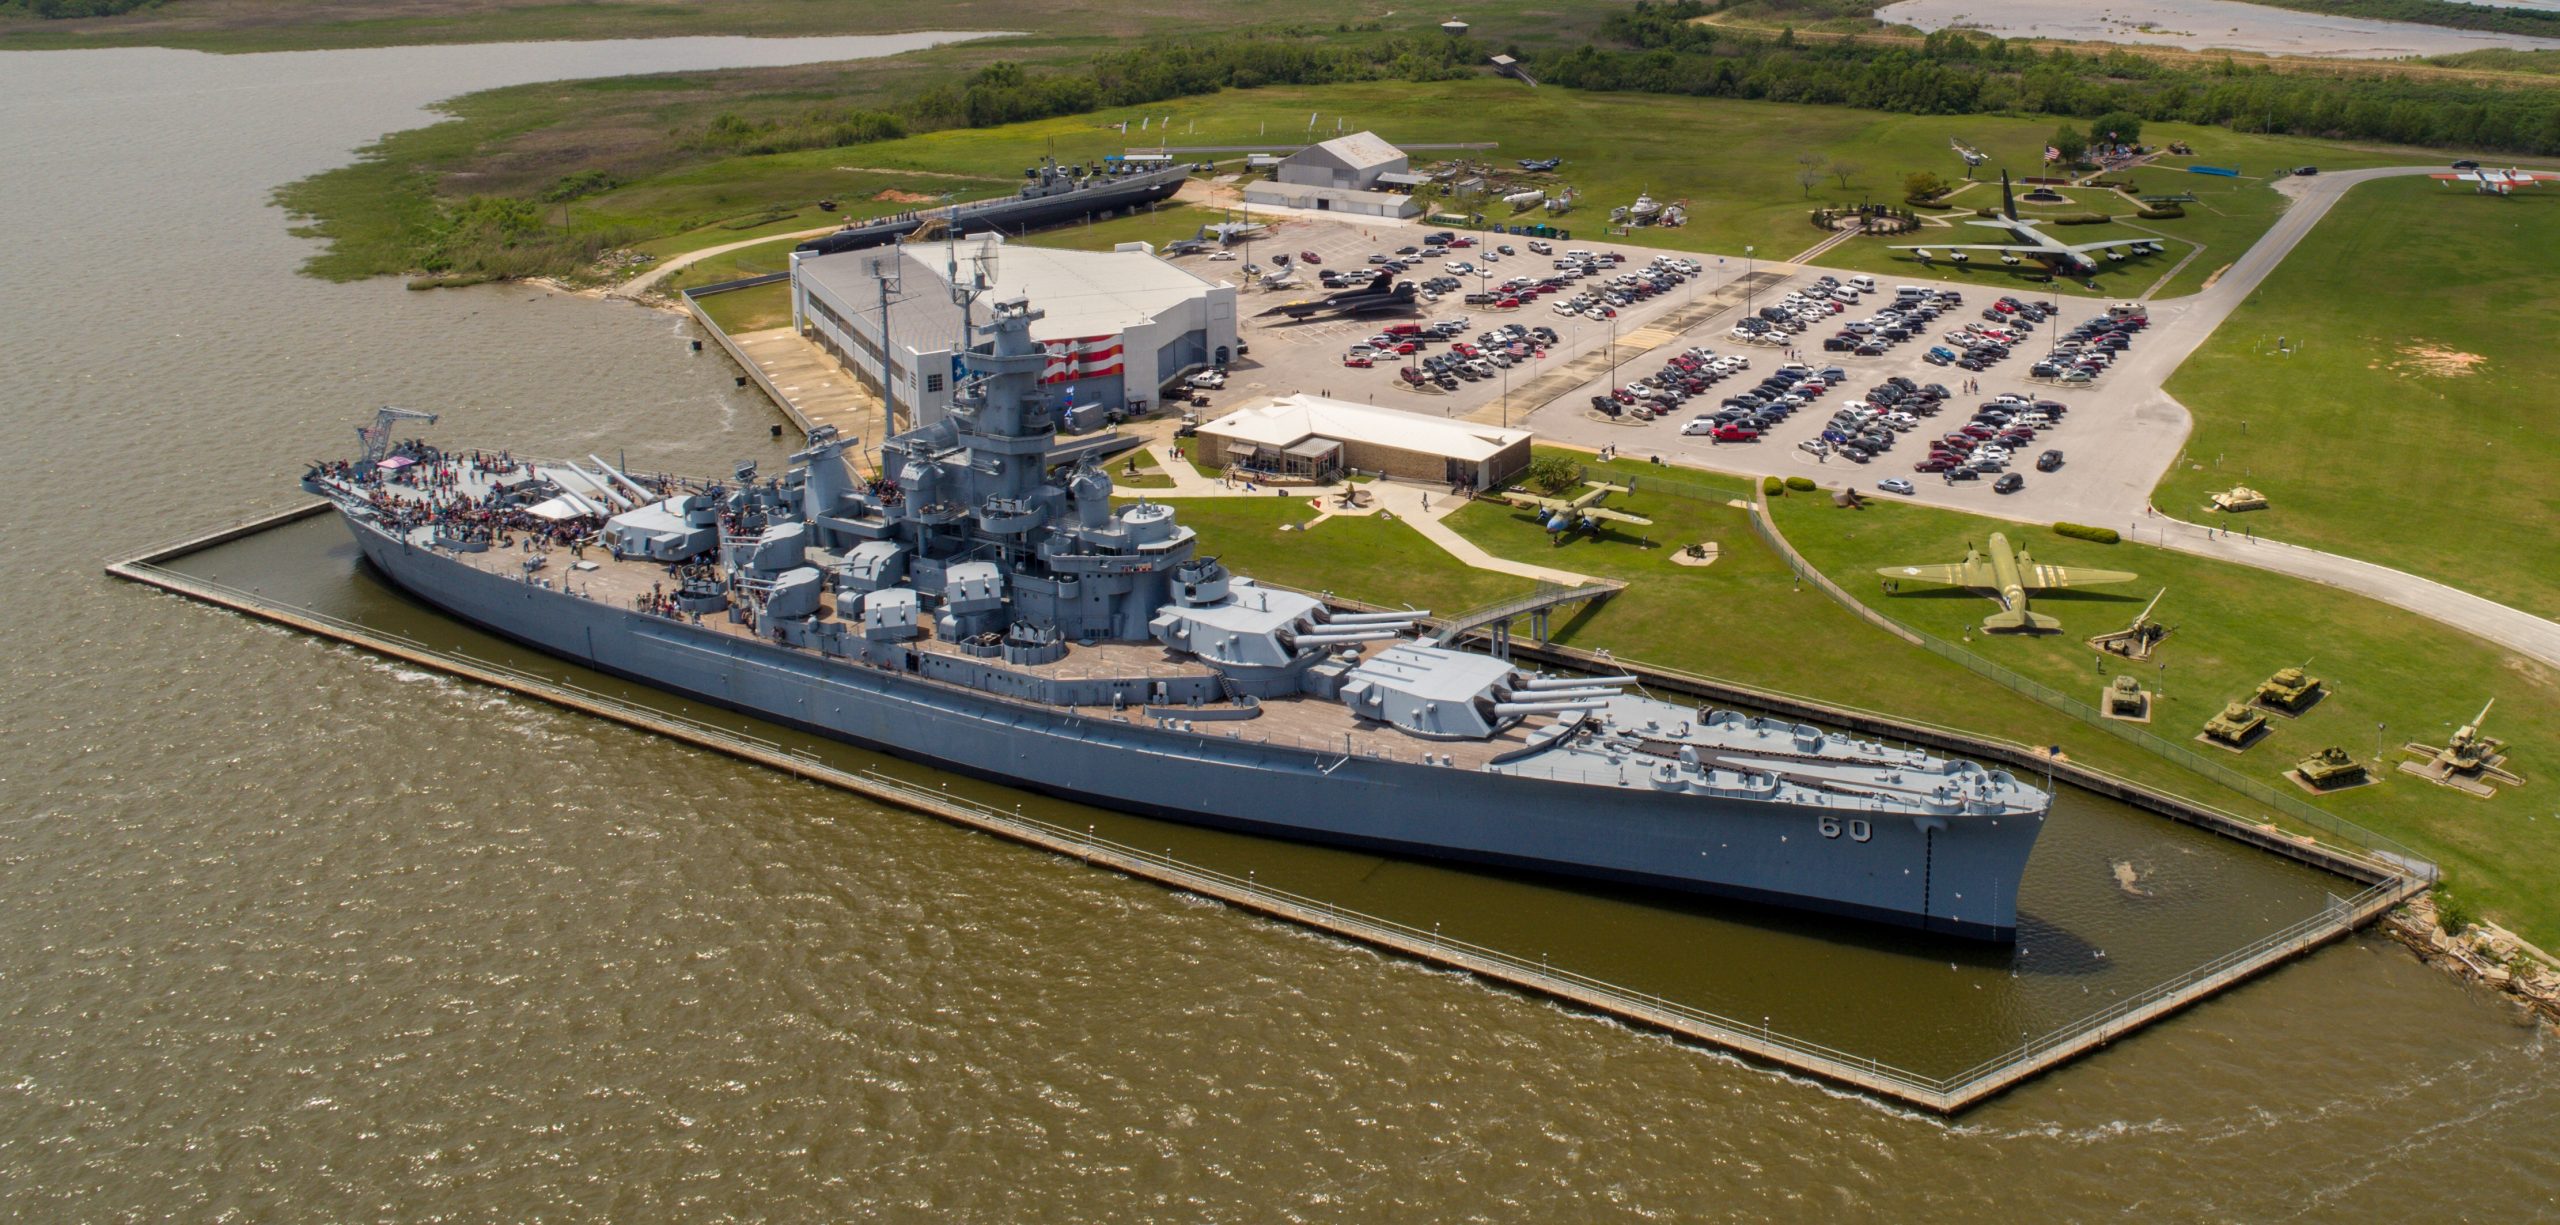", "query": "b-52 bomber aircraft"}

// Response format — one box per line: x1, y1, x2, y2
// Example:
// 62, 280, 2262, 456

2431, 166, 2560, 195
1894, 172, 2159, 277
1500, 480, 1653, 537
1877, 531, 2136, 632
1256, 270, 1419, 321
